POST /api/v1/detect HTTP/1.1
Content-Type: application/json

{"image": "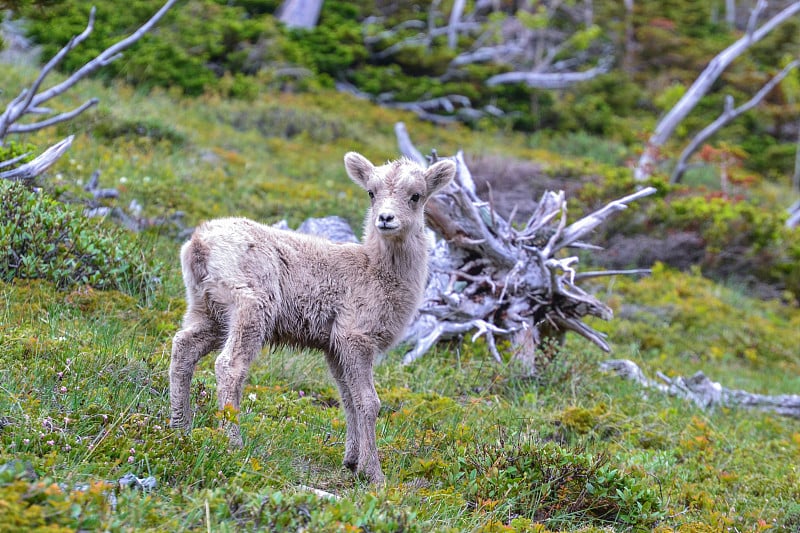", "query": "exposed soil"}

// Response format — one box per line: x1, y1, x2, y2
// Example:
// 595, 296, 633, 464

466, 154, 583, 223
